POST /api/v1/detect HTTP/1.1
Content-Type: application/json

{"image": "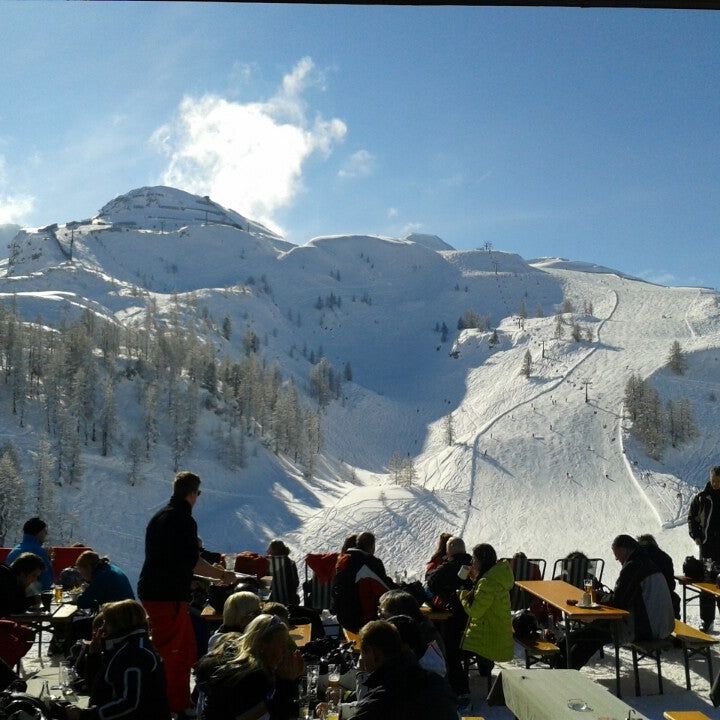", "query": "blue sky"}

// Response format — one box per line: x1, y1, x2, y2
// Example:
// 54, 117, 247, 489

1, 4, 718, 288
